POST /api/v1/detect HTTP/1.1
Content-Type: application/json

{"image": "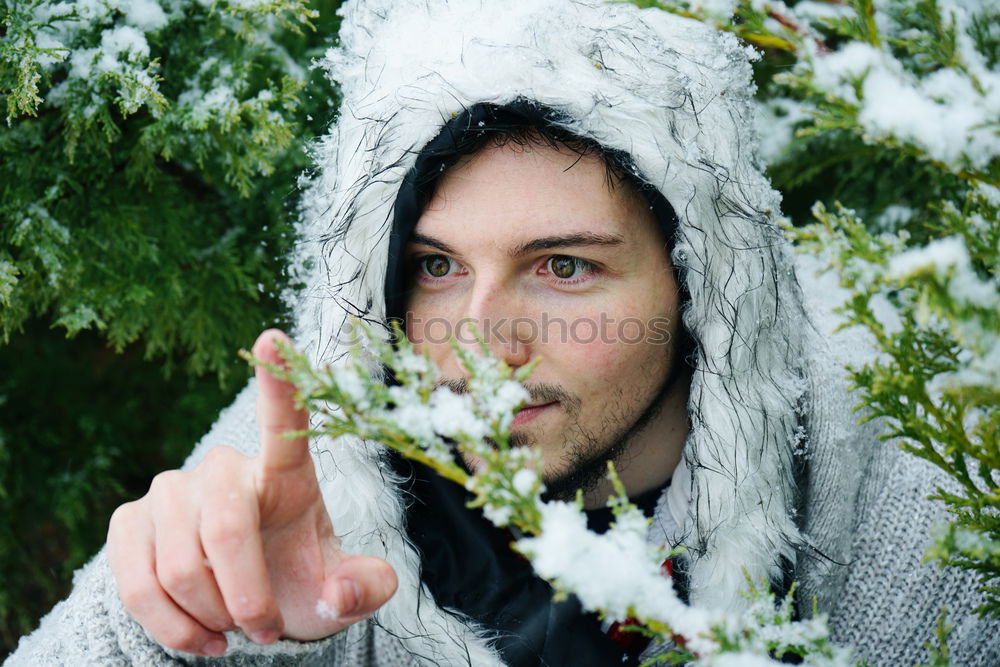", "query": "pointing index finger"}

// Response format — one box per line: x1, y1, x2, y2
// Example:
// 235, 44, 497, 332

253, 329, 311, 472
